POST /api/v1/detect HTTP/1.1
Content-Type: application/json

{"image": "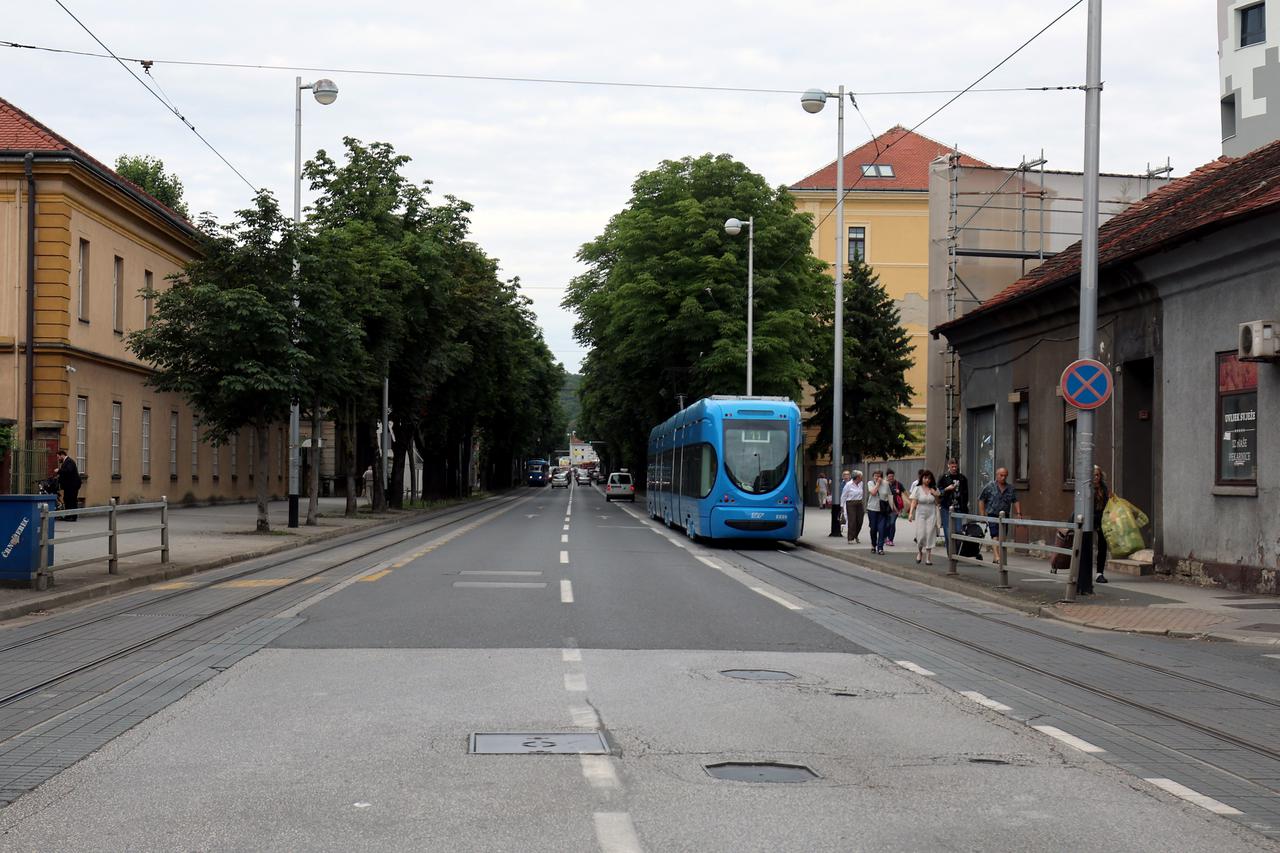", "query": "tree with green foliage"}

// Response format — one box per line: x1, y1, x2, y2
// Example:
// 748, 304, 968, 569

564, 153, 829, 471
128, 192, 303, 531
806, 259, 915, 464
114, 154, 190, 218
